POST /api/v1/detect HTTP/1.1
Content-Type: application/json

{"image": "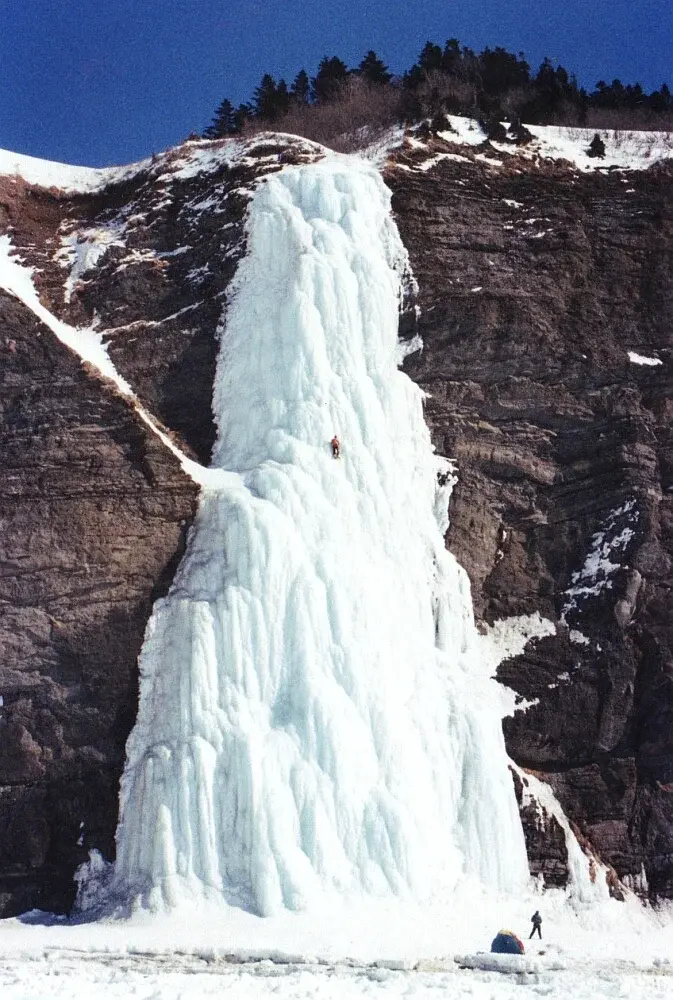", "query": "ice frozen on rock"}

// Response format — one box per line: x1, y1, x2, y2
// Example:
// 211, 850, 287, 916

112, 156, 529, 916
